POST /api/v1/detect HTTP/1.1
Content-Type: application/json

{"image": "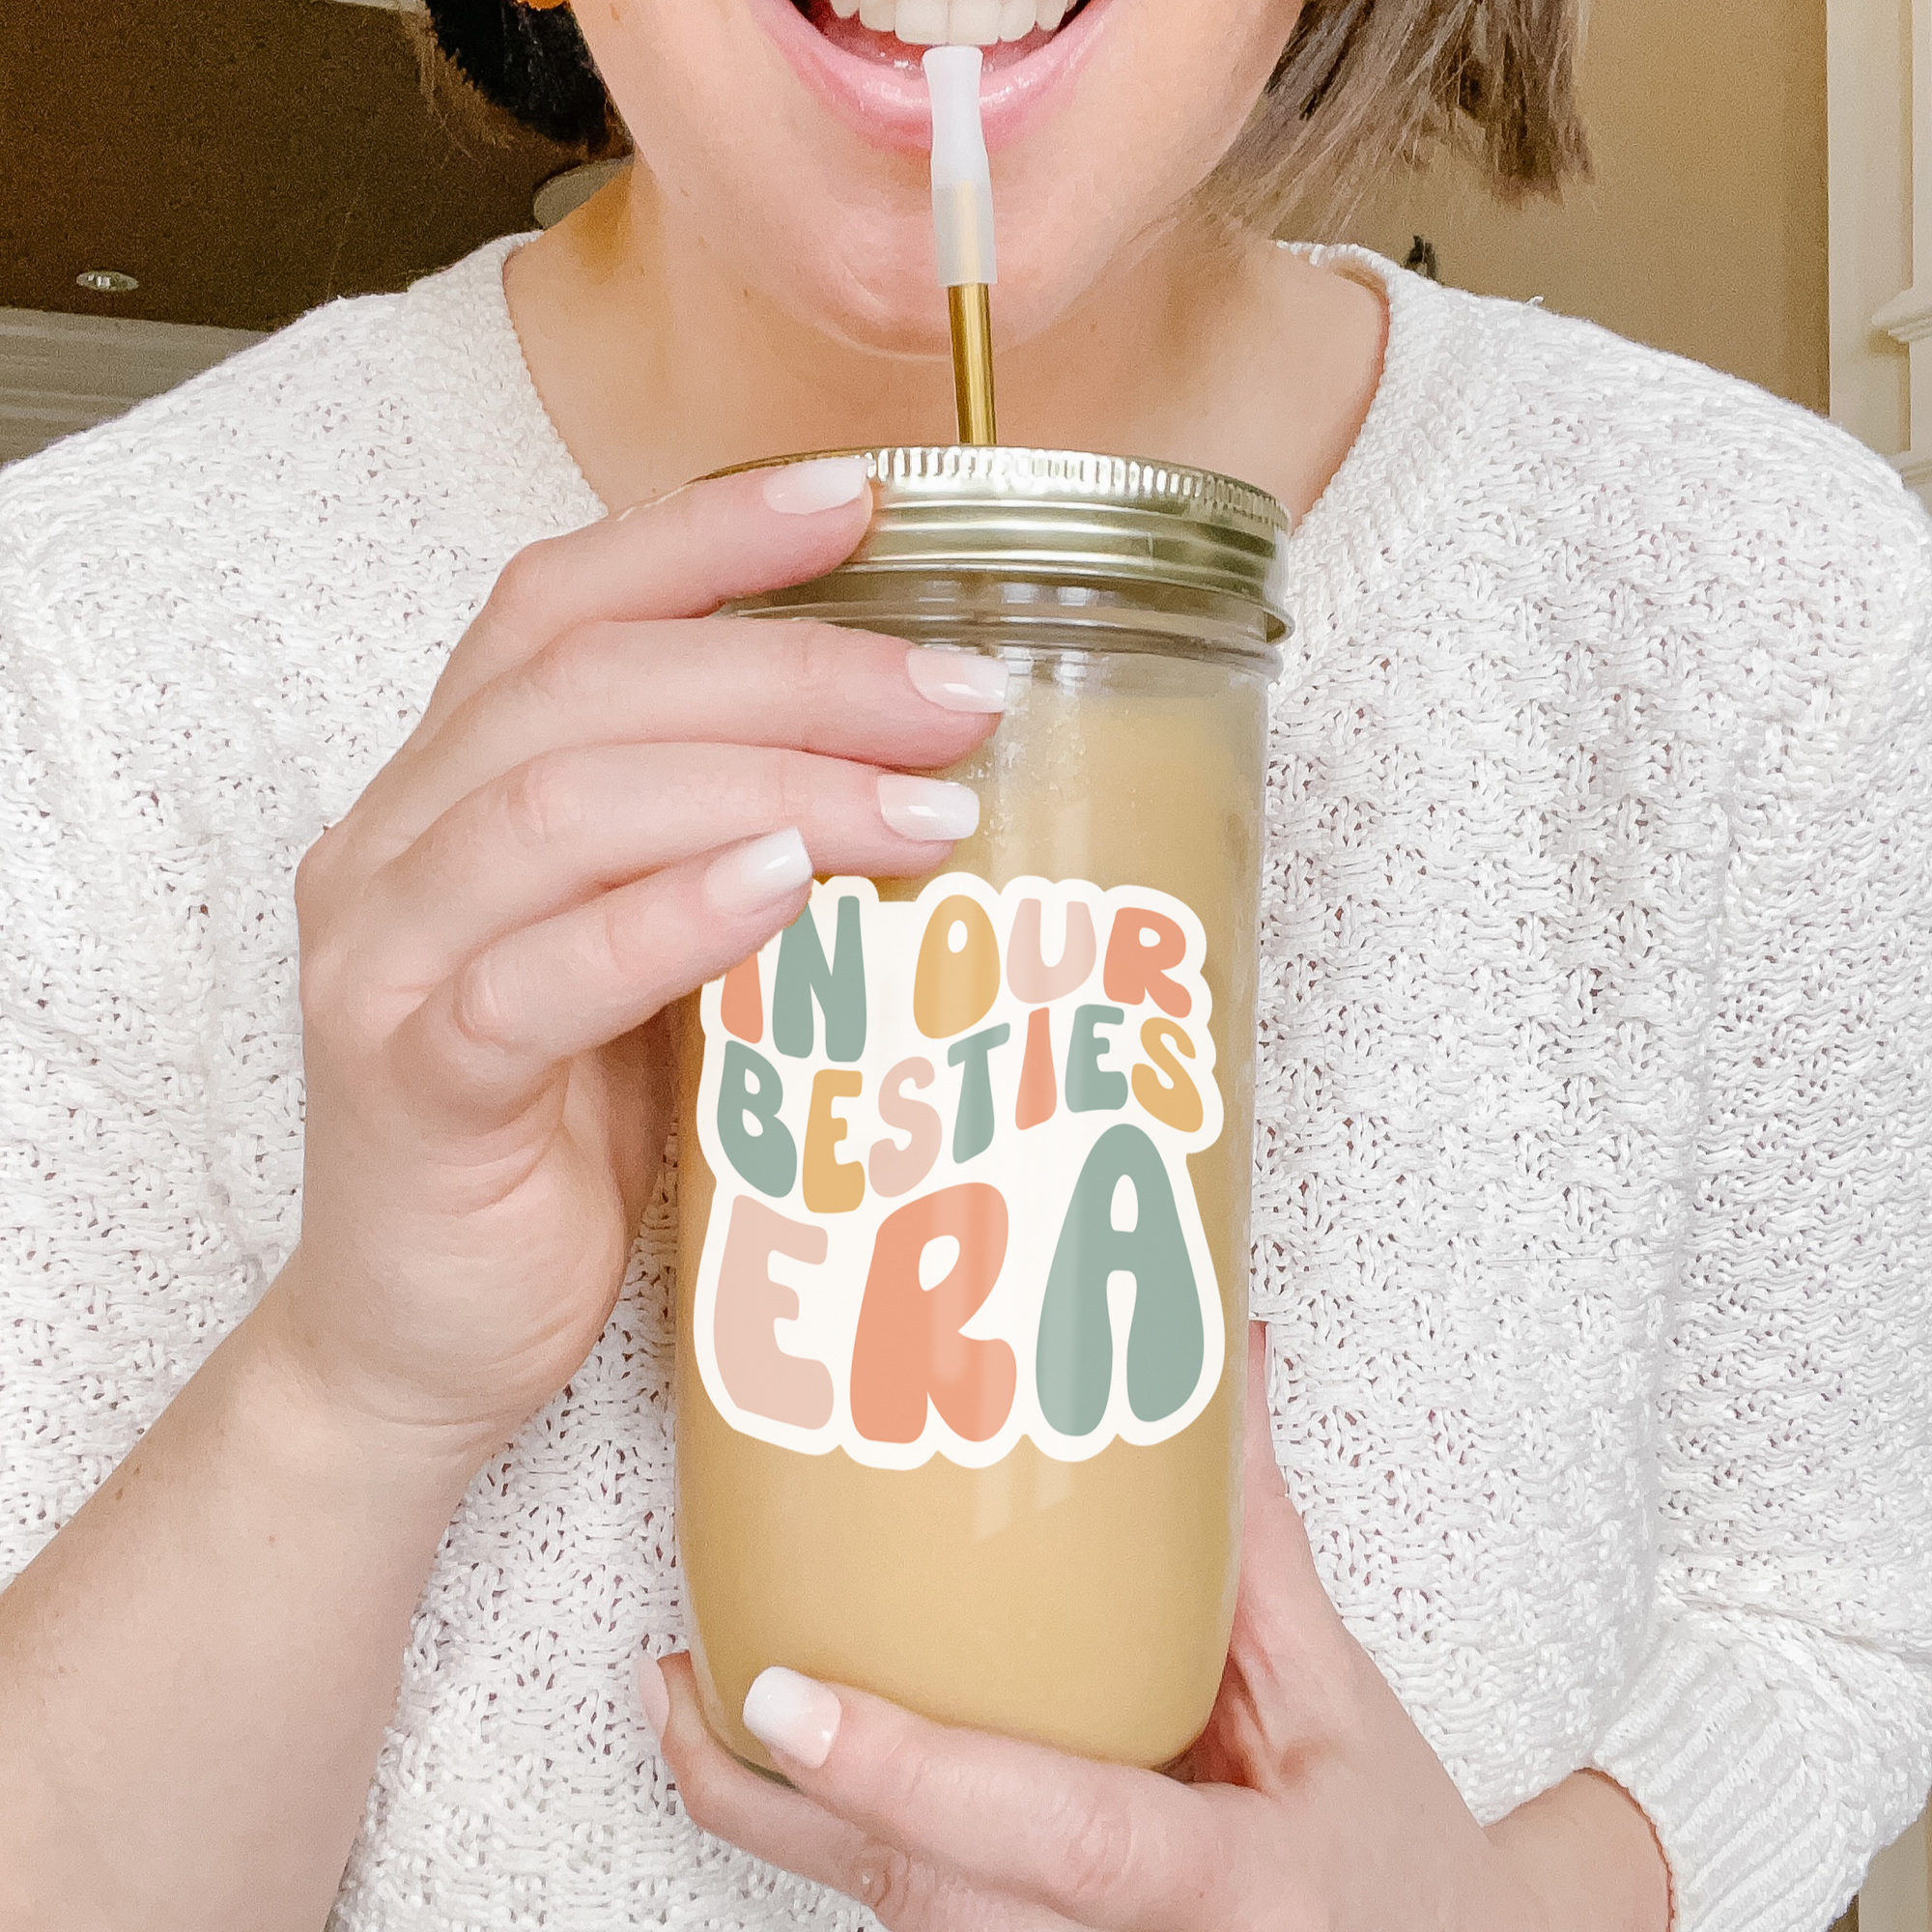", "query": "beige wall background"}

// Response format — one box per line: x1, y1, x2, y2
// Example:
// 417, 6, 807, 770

1343, 0, 1832, 414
